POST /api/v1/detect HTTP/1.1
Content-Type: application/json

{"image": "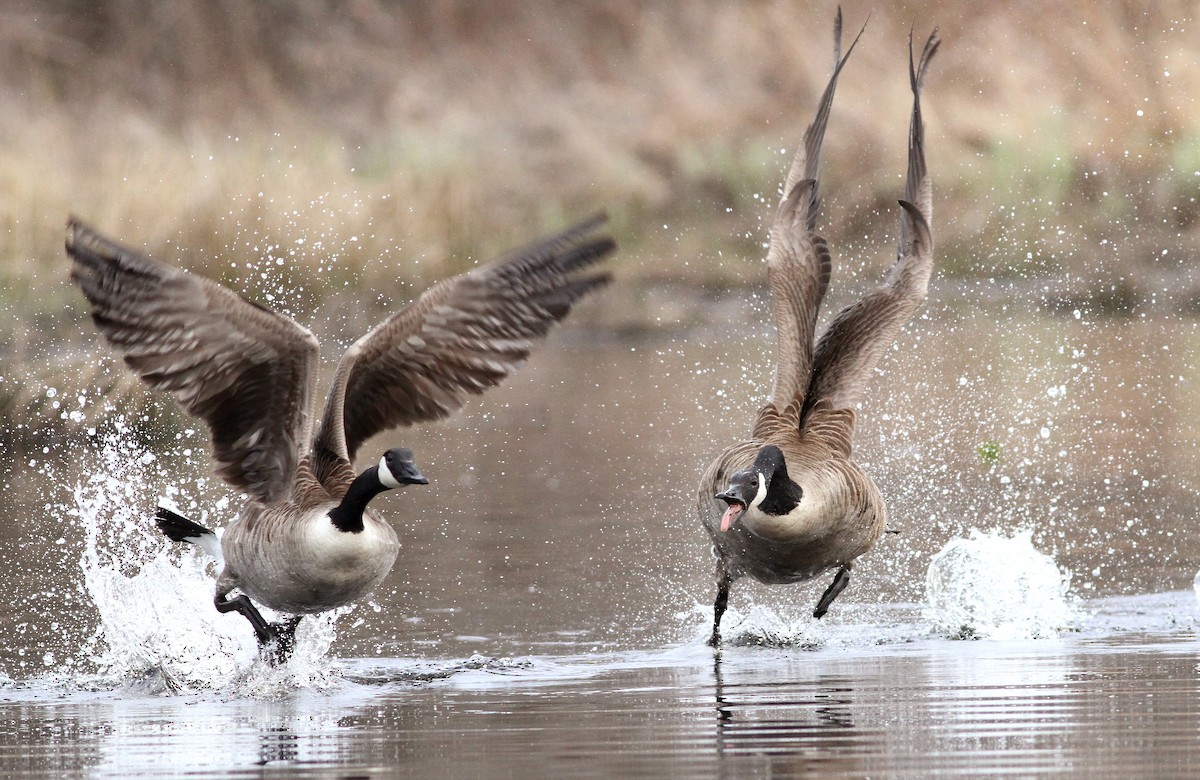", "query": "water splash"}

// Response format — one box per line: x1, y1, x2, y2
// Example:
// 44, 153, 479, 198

924, 528, 1080, 640
343, 653, 537, 687
64, 415, 344, 694
679, 601, 928, 651
713, 604, 831, 650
